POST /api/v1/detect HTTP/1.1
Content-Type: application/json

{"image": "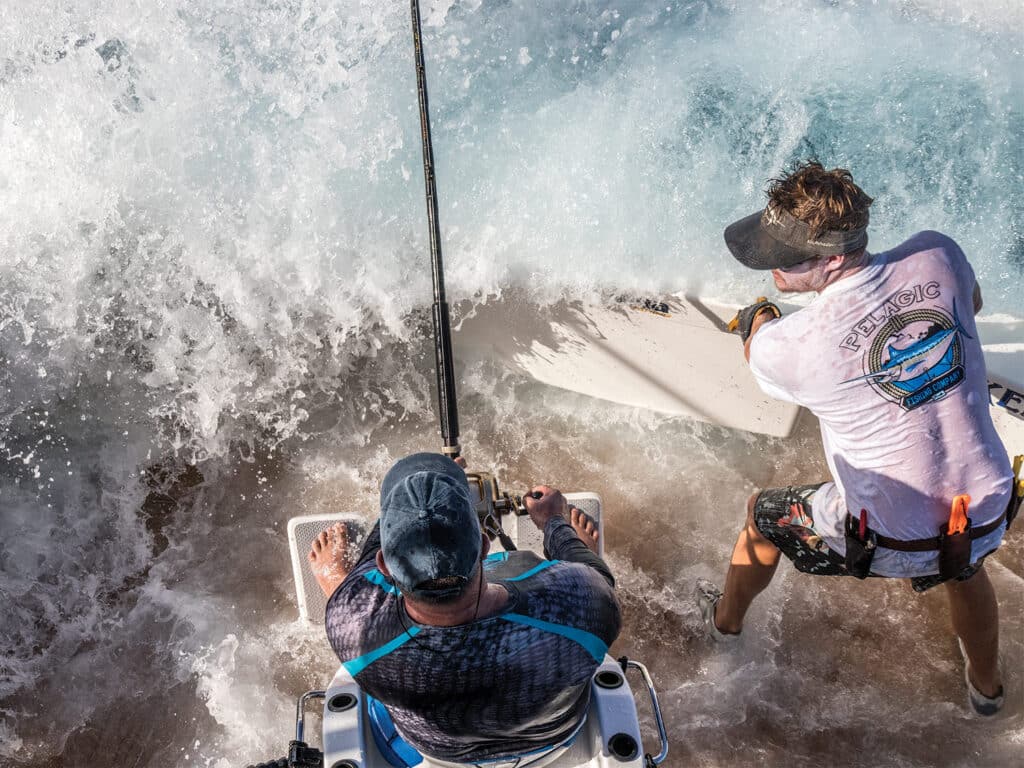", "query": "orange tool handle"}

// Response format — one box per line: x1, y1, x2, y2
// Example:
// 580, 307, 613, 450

947, 494, 971, 536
